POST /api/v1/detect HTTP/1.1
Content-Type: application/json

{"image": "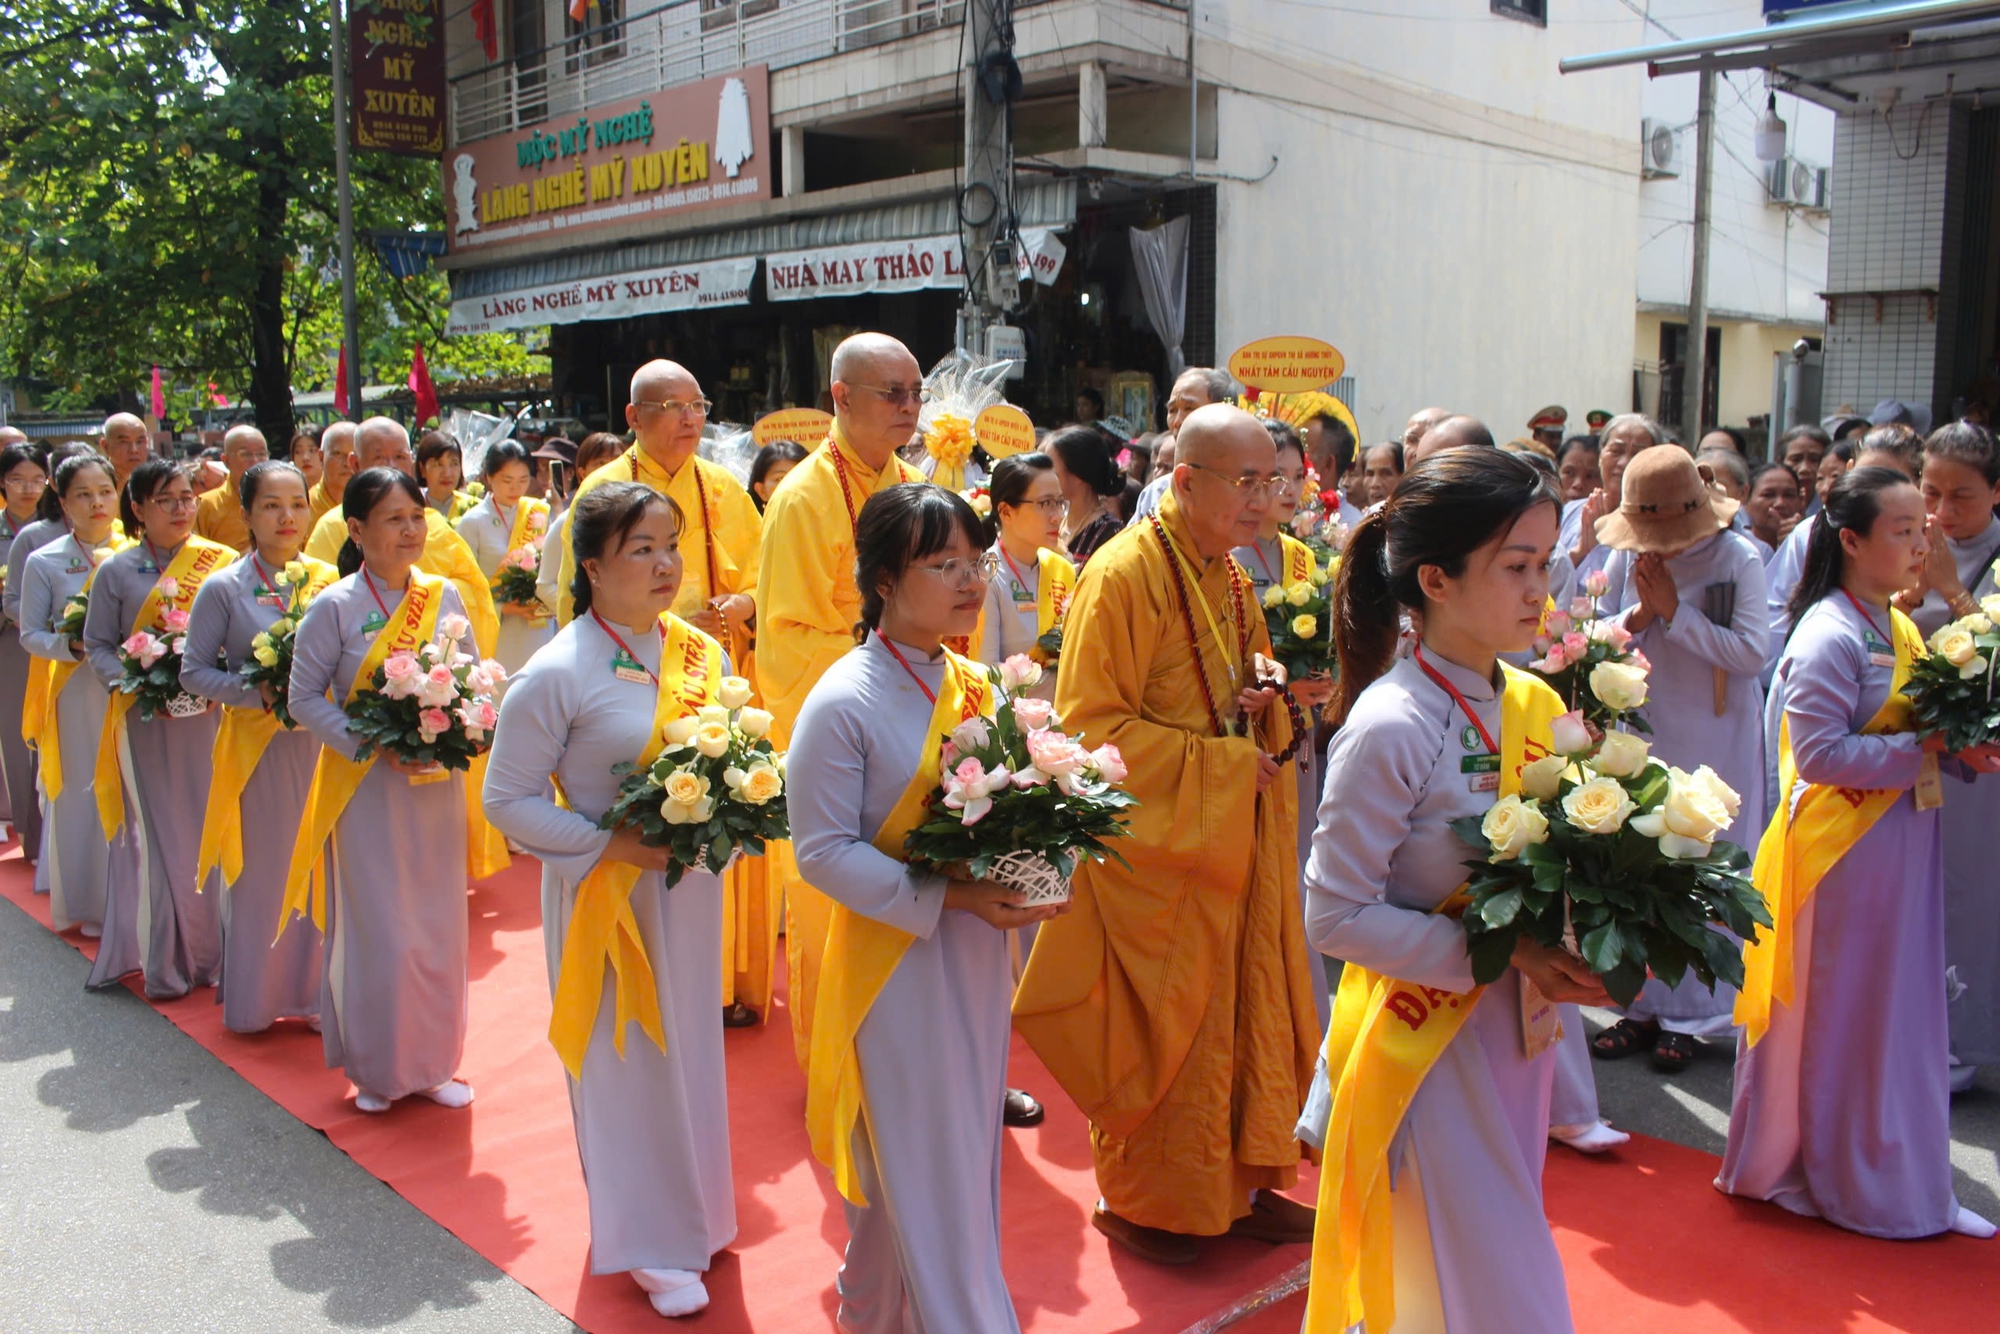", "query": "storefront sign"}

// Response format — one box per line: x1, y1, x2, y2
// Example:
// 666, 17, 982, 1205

445, 257, 758, 334
446, 68, 771, 254
973, 404, 1035, 457
752, 408, 834, 449
352, 0, 446, 157
764, 234, 966, 302
1016, 228, 1067, 287
1227, 336, 1346, 393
